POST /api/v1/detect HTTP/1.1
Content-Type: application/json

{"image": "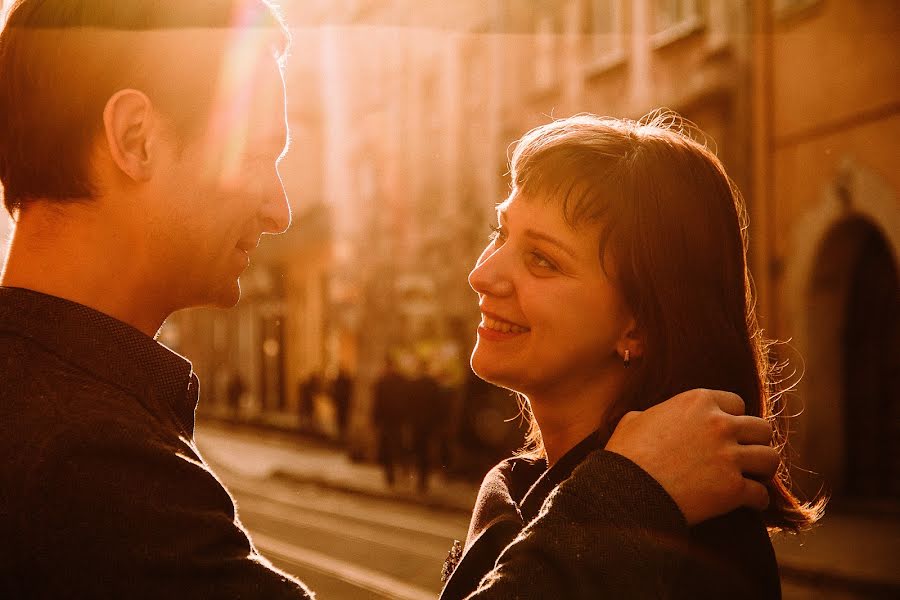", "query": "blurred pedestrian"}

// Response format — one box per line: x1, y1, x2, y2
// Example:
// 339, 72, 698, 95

434, 369, 457, 474
331, 368, 354, 441
226, 370, 246, 421
372, 356, 406, 487
297, 373, 319, 434
408, 359, 442, 493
